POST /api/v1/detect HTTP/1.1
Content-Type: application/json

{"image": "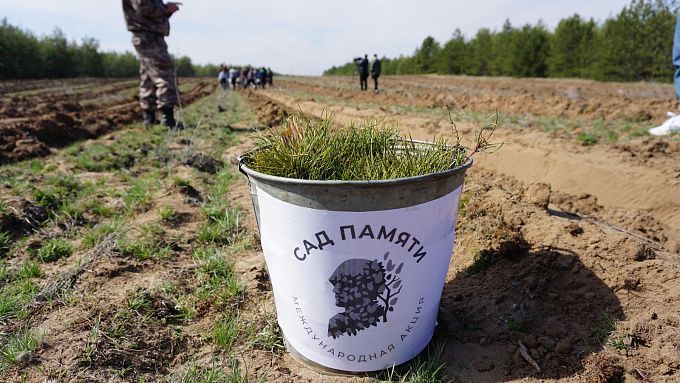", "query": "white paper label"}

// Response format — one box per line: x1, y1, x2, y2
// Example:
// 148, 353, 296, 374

256, 185, 462, 371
